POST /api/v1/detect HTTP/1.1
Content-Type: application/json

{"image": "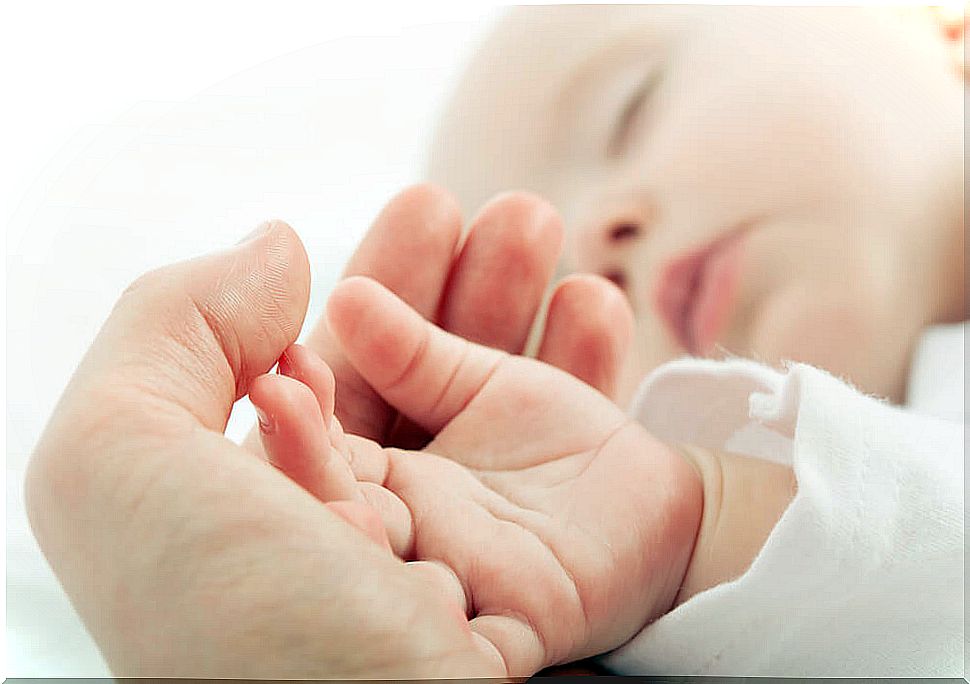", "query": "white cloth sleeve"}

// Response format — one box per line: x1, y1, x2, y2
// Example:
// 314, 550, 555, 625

599, 357, 964, 677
